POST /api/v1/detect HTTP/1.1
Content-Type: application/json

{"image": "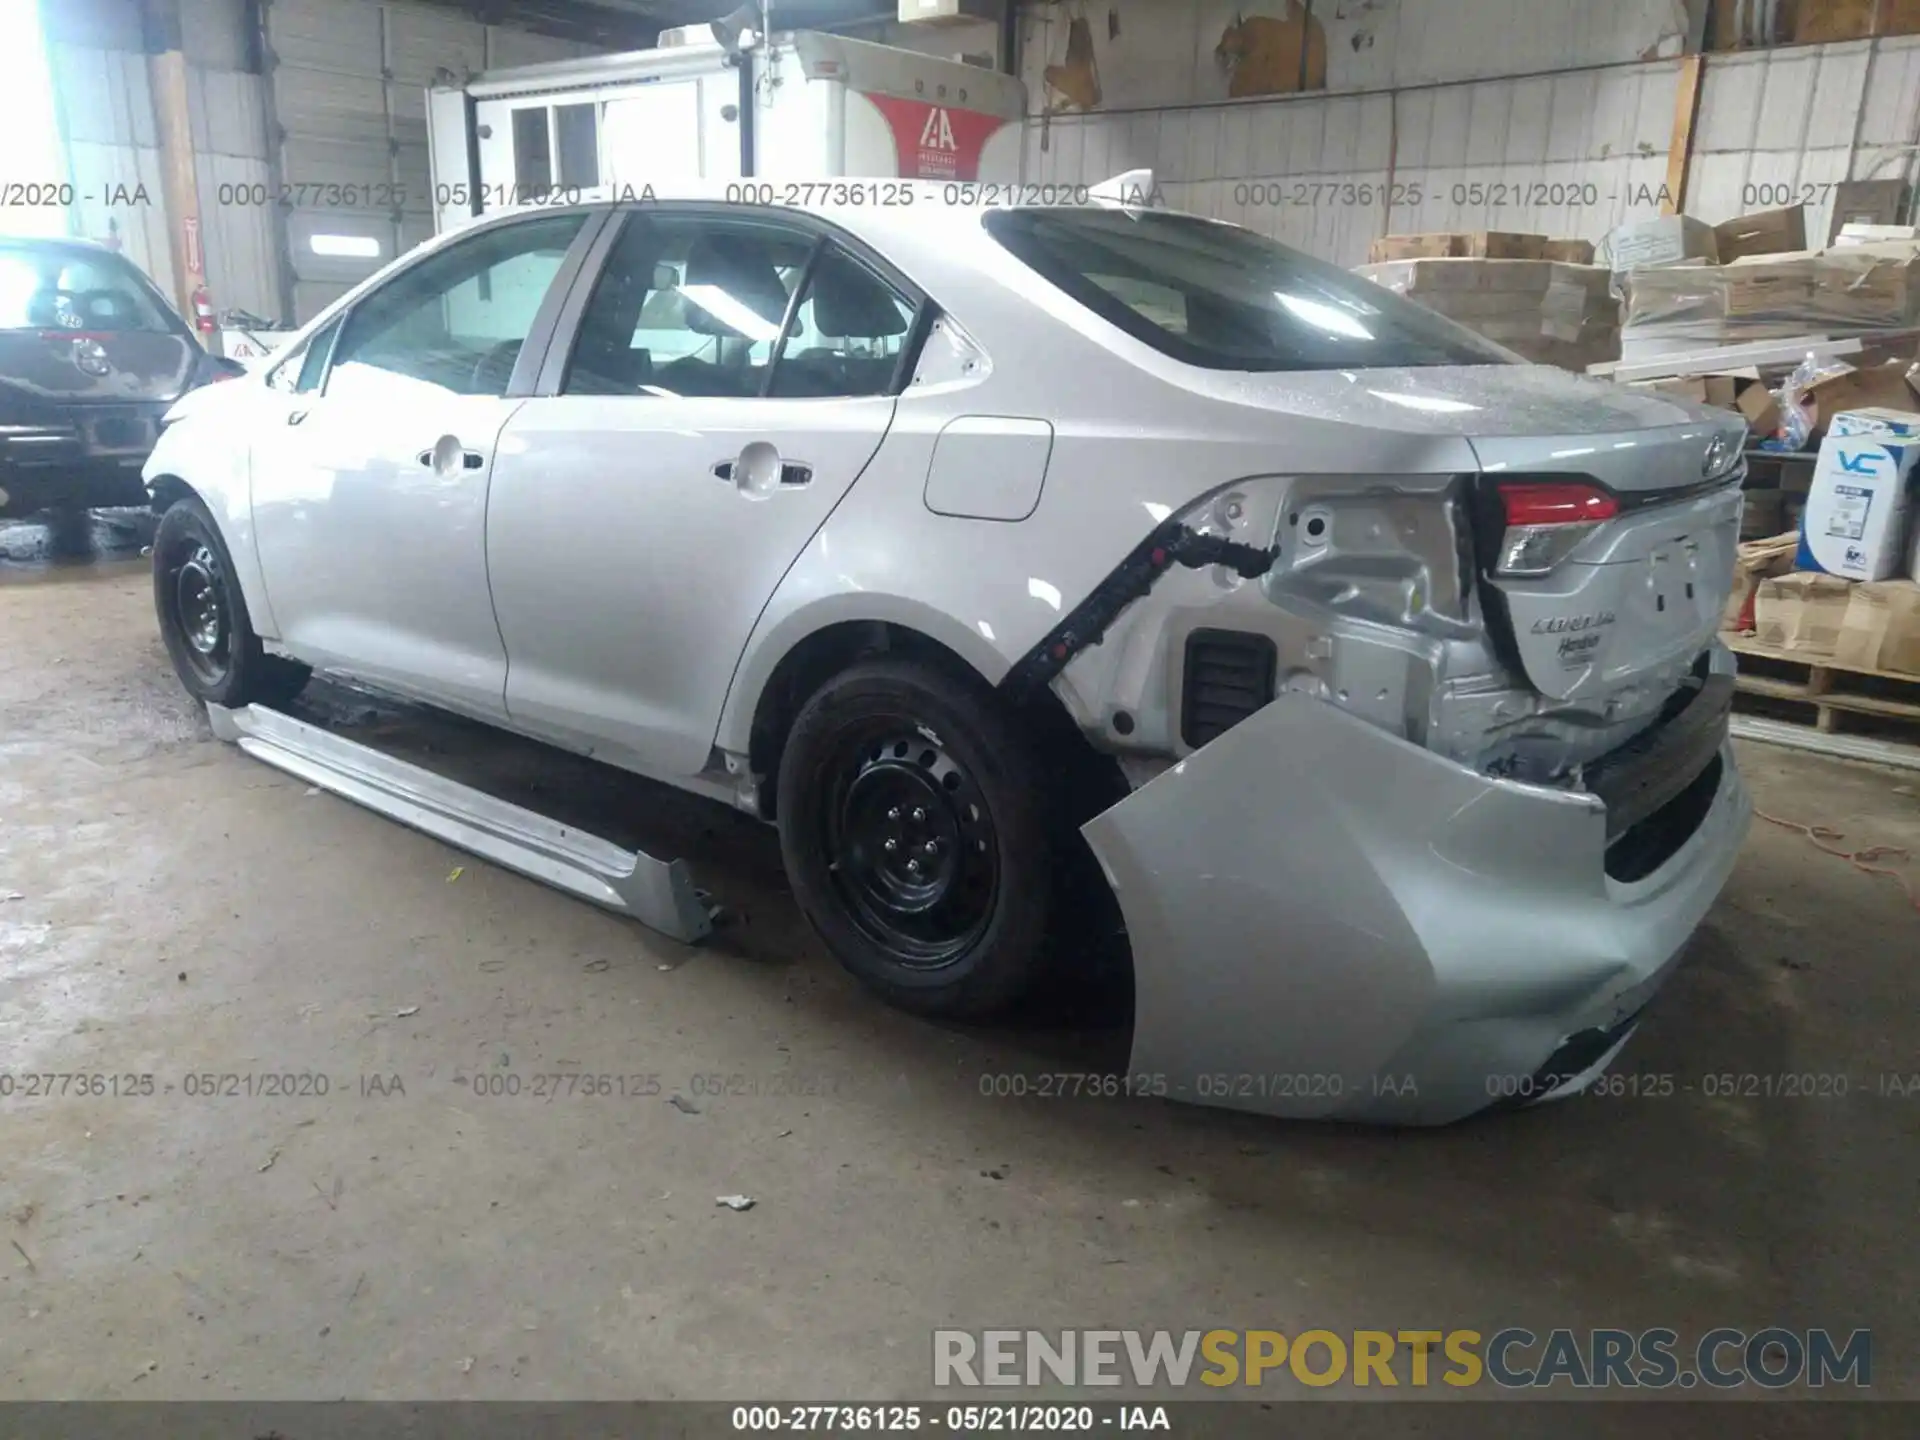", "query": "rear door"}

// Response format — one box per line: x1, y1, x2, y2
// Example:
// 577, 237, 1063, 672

485, 206, 921, 777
